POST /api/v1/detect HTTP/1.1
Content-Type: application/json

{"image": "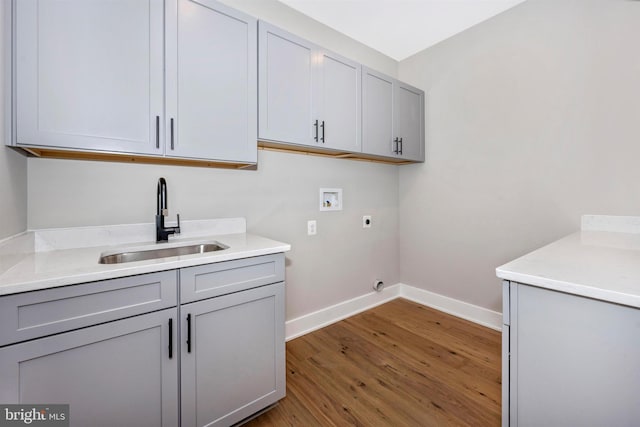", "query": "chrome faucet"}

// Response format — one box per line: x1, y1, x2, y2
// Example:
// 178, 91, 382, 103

156, 177, 181, 243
